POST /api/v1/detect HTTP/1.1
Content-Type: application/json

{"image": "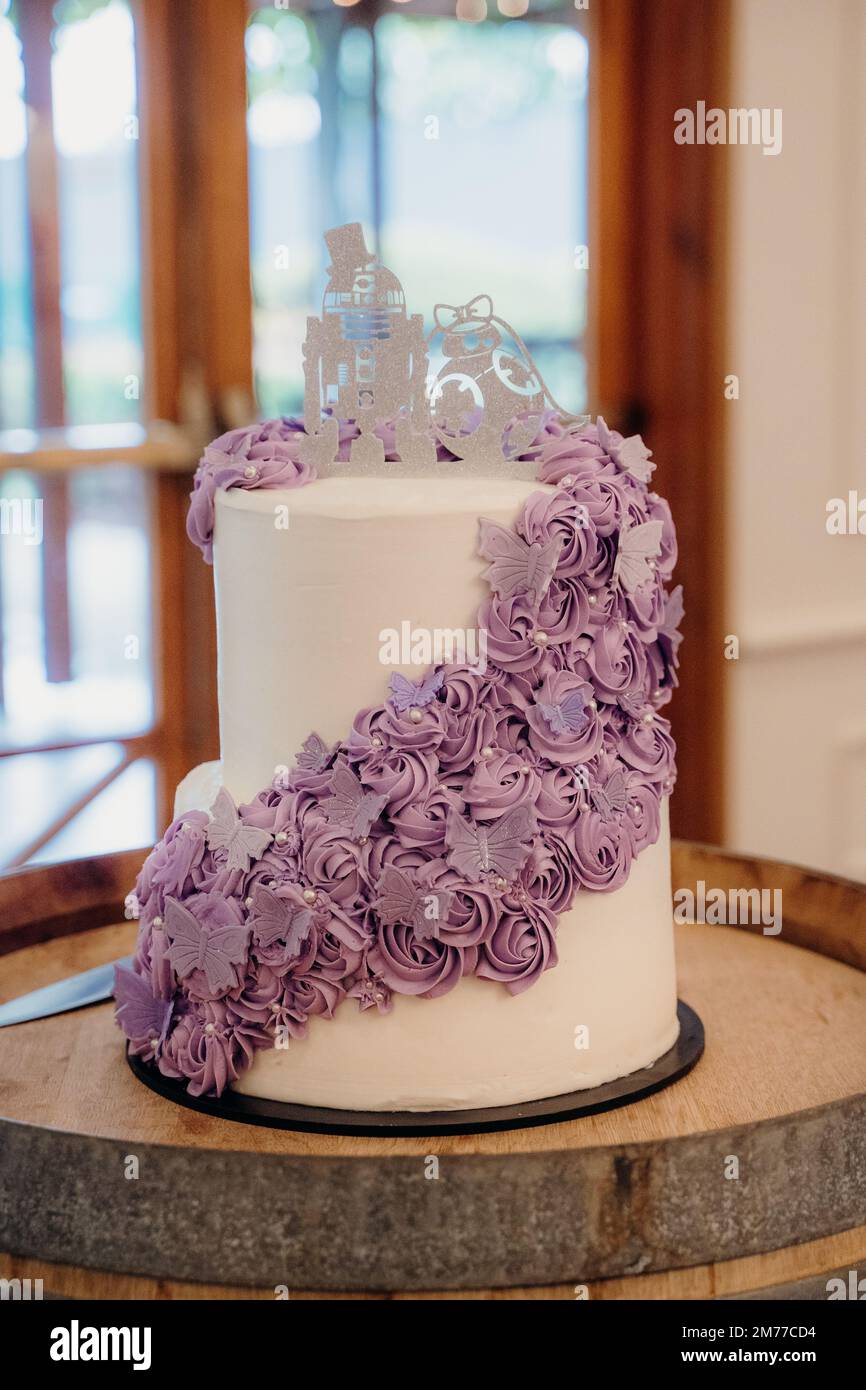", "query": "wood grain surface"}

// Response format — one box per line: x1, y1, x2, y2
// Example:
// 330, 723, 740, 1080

1, 841, 864, 1294
3, 1221, 866, 1301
